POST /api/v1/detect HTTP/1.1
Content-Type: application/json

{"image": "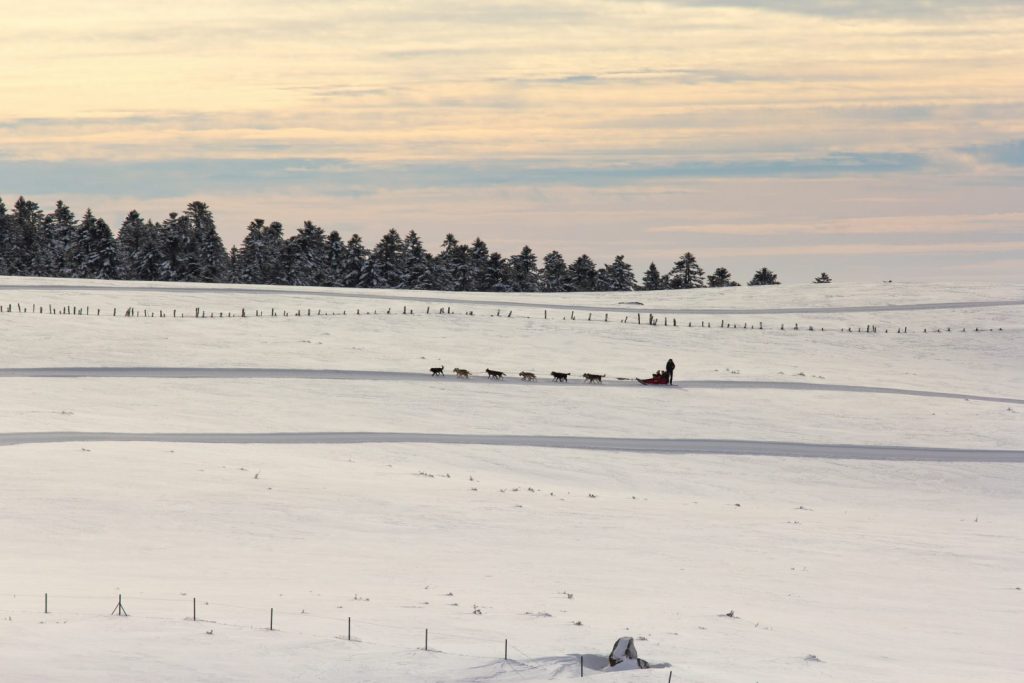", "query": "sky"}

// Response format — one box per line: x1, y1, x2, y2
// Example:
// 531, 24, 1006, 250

2, 0, 1023, 282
